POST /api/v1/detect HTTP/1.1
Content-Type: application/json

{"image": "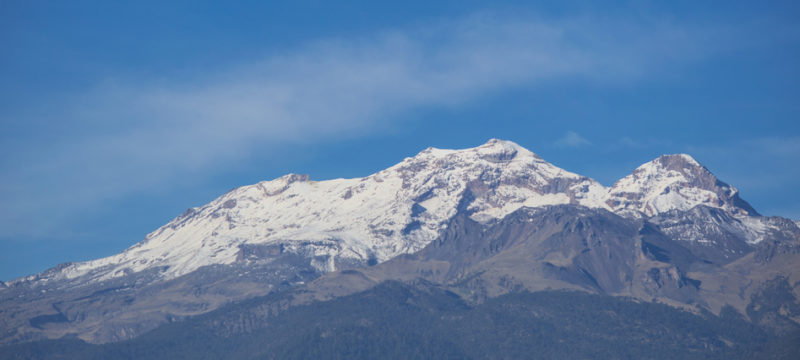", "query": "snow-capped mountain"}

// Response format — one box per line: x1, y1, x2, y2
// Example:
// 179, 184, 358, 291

5, 140, 774, 288
2, 139, 799, 345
